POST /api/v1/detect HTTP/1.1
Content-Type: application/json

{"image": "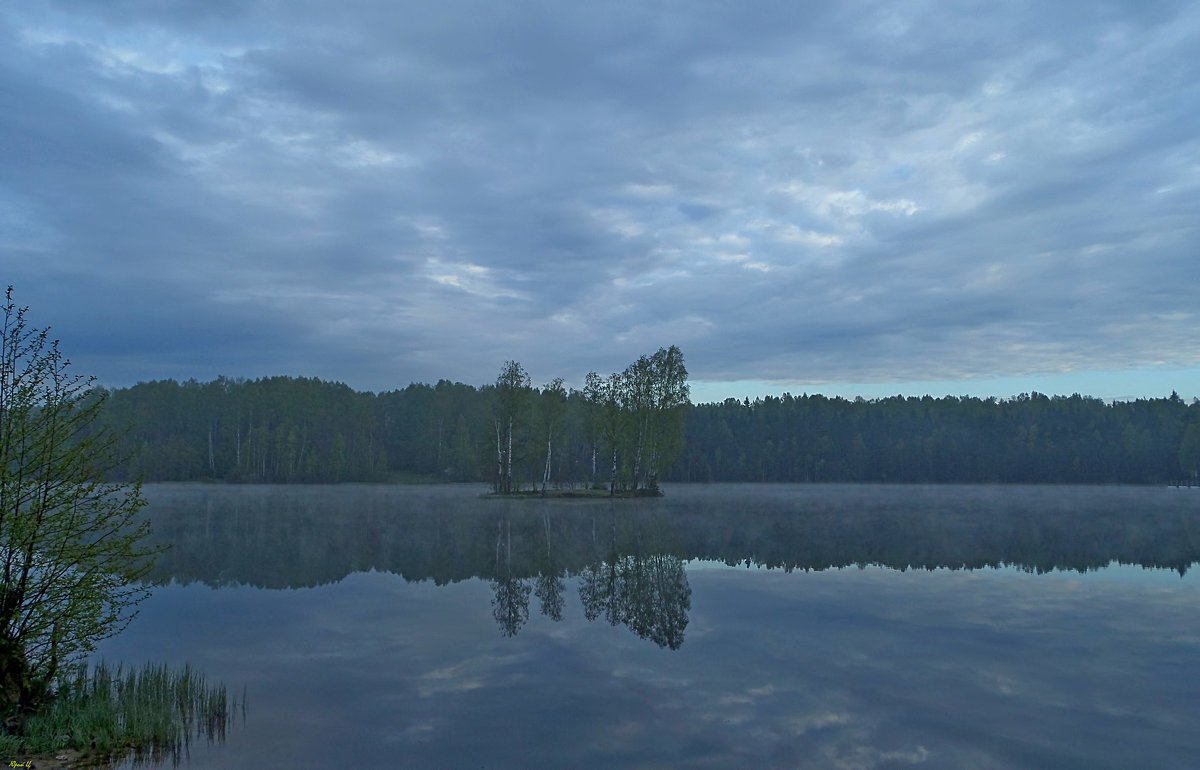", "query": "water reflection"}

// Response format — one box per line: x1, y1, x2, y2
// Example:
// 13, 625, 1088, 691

139, 484, 1200, 647
532, 512, 566, 622
490, 514, 530, 637
579, 555, 690, 650
103, 484, 1200, 769
487, 507, 690, 645
576, 510, 691, 649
